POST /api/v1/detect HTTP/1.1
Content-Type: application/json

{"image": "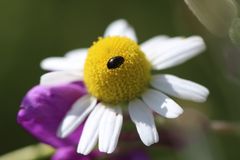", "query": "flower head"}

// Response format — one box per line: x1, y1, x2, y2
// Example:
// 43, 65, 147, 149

84, 36, 151, 104
19, 19, 209, 156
